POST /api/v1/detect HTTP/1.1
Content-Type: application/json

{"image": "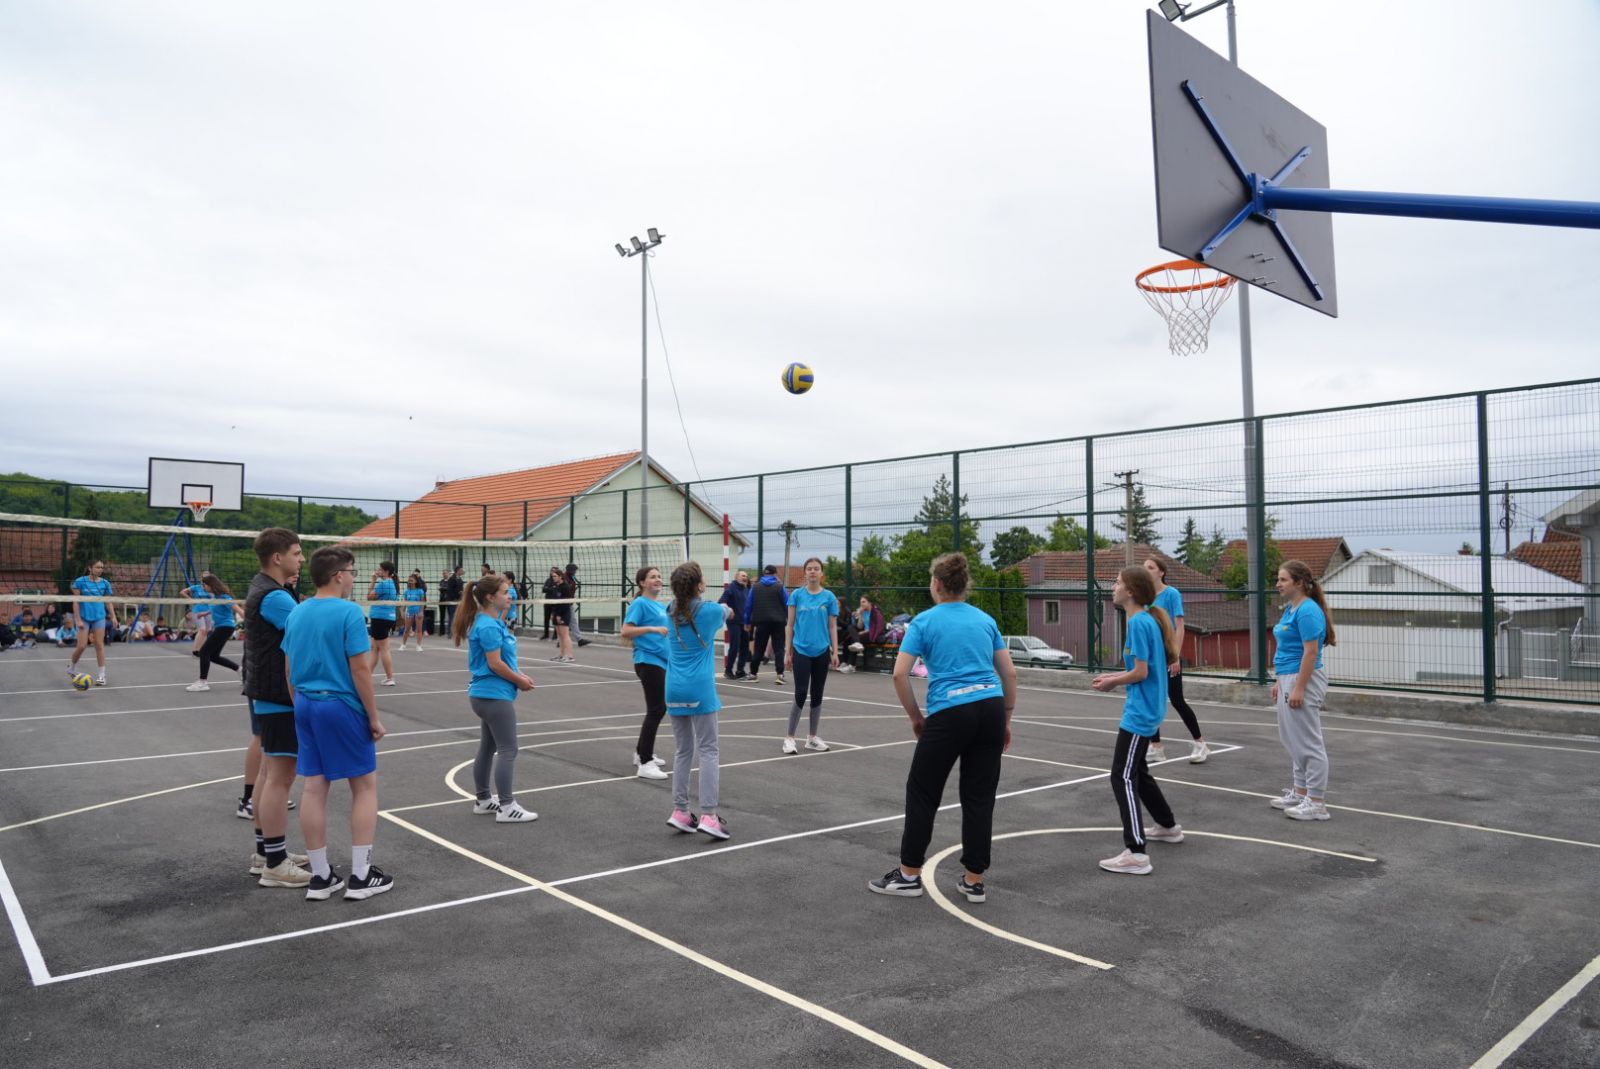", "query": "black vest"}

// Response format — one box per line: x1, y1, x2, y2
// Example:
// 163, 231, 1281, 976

750, 581, 789, 625
243, 572, 298, 706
